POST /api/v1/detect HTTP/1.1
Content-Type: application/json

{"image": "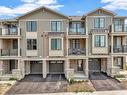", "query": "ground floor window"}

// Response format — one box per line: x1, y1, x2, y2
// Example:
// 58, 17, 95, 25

114, 57, 123, 69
